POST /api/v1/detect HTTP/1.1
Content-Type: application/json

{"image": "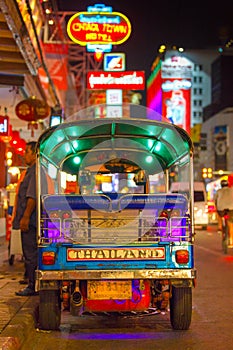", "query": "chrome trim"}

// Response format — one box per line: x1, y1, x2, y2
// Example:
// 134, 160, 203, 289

36, 268, 196, 281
